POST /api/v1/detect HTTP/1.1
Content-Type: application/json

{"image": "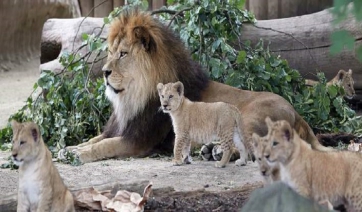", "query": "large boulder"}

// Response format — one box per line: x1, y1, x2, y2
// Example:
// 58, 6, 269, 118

241, 182, 331, 212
